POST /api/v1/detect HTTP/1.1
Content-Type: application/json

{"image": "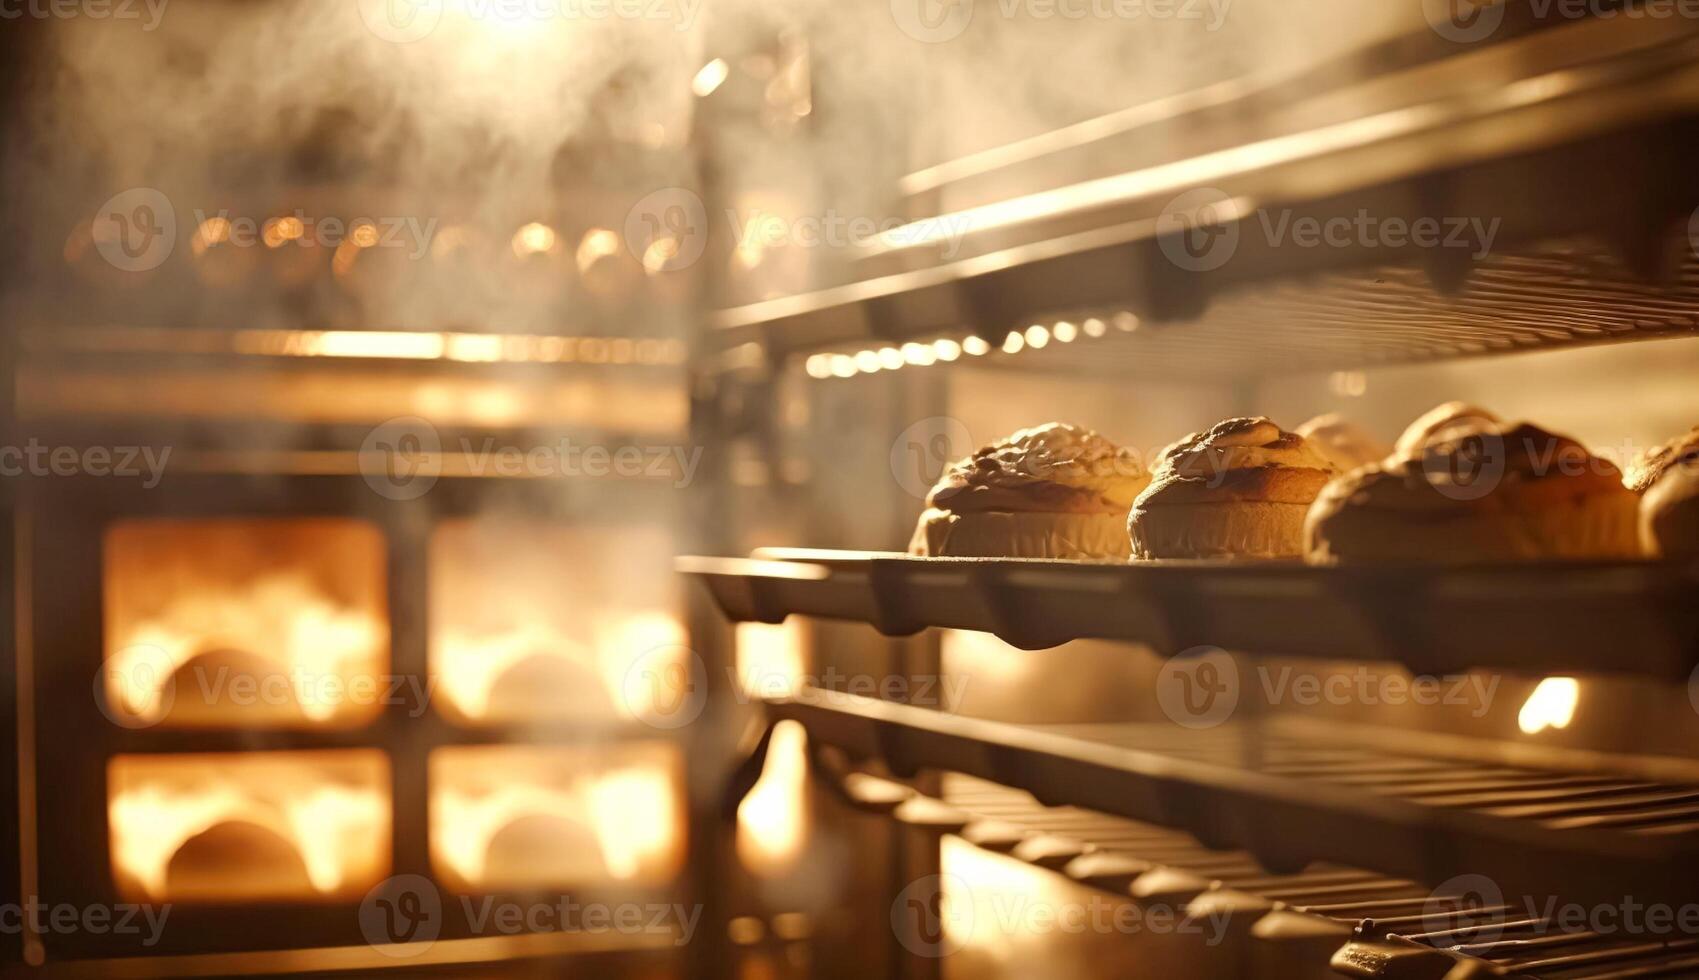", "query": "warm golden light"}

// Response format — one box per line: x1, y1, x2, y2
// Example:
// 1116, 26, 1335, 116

737, 720, 809, 876
512, 222, 559, 258
575, 228, 622, 275
430, 745, 684, 892
735, 621, 807, 699
692, 58, 730, 98
642, 236, 681, 275
103, 520, 388, 728
262, 216, 305, 248
1518, 677, 1580, 735
109, 752, 389, 902
429, 521, 686, 725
